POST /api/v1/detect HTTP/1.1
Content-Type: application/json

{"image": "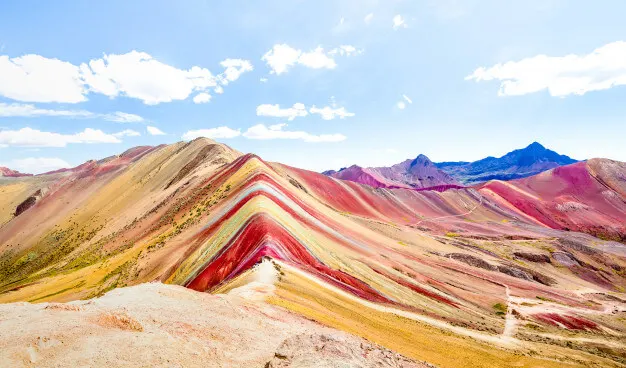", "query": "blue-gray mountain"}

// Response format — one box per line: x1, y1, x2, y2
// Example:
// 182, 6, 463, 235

435, 142, 578, 185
